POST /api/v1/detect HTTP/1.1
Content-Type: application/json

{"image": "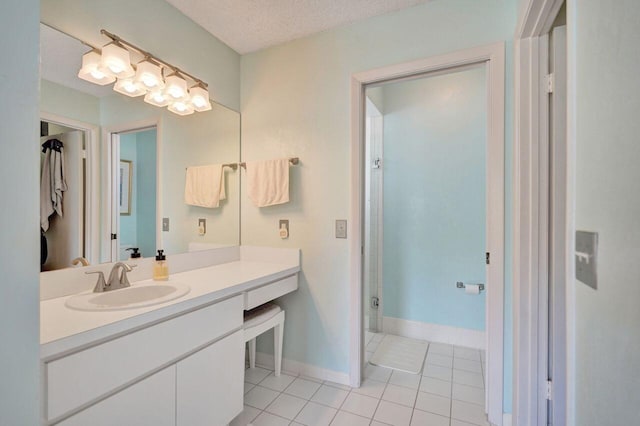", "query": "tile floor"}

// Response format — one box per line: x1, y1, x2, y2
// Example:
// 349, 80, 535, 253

231, 332, 488, 426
